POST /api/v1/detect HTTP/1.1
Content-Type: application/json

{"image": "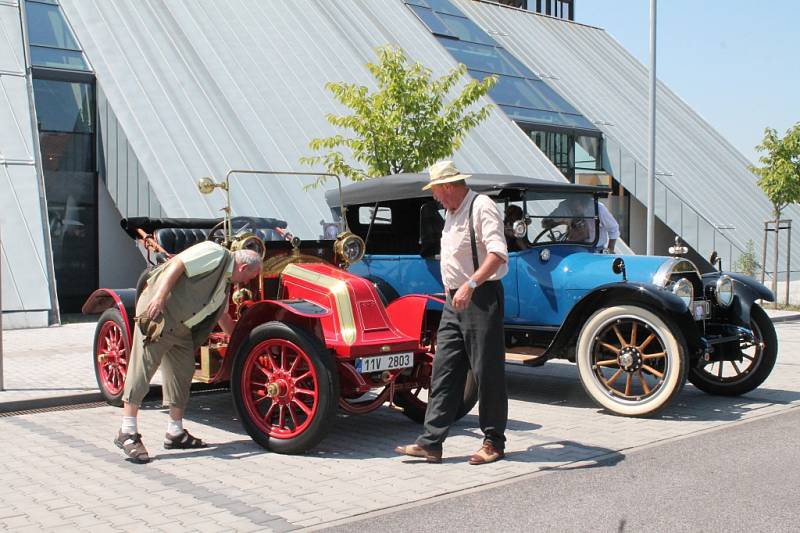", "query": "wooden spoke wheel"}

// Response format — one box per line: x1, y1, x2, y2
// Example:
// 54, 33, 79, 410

576, 305, 687, 416
232, 322, 338, 454
93, 308, 129, 406
689, 304, 777, 396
